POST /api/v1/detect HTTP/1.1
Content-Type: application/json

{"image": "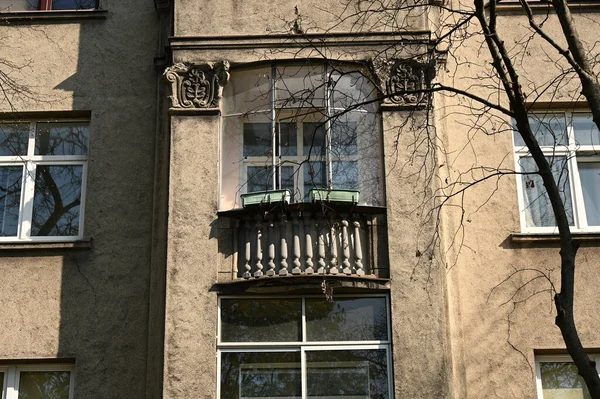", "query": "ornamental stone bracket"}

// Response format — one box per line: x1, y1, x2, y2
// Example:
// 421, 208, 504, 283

163, 61, 230, 109
370, 58, 435, 106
